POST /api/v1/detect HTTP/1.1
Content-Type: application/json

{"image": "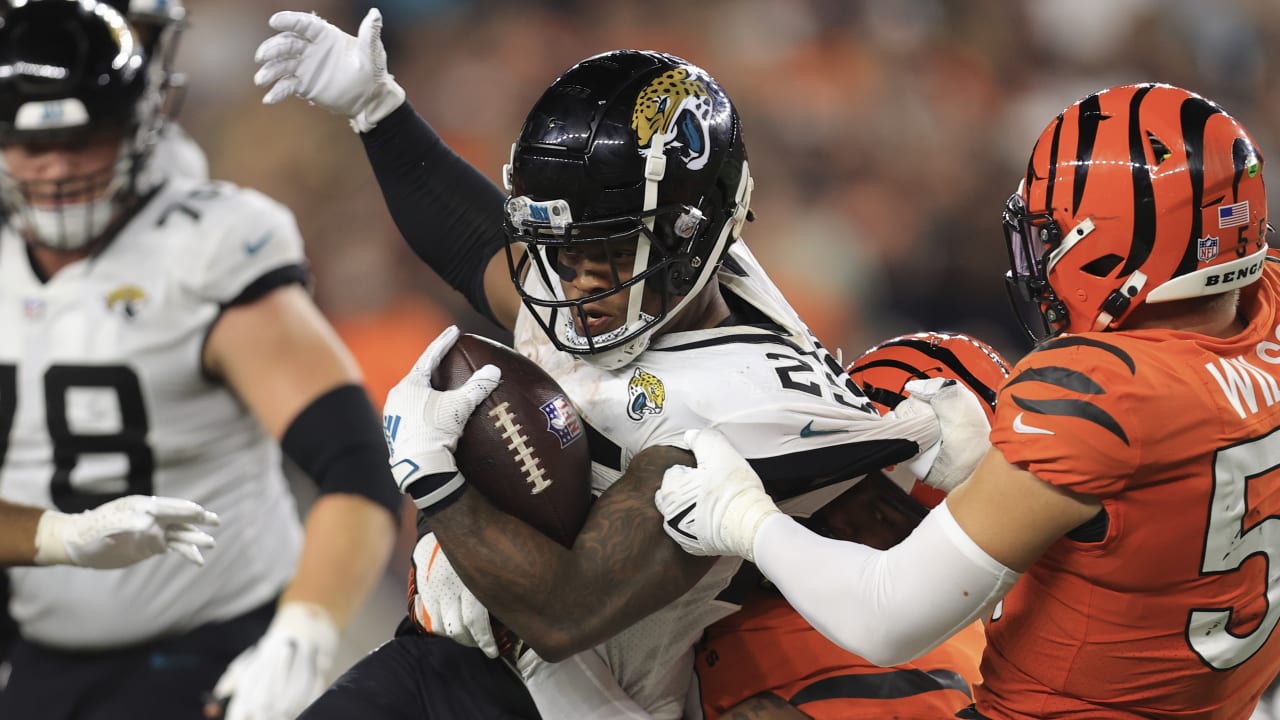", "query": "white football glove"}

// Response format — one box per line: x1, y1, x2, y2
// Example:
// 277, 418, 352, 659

253, 8, 406, 132
893, 378, 991, 493
383, 325, 501, 511
33, 495, 219, 569
655, 429, 781, 562
409, 532, 498, 658
211, 602, 339, 720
